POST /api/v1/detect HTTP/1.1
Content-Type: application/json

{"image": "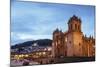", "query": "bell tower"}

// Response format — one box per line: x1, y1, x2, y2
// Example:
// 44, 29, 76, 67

68, 15, 81, 32
67, 15, 83, 57
52, 28, 65, 58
